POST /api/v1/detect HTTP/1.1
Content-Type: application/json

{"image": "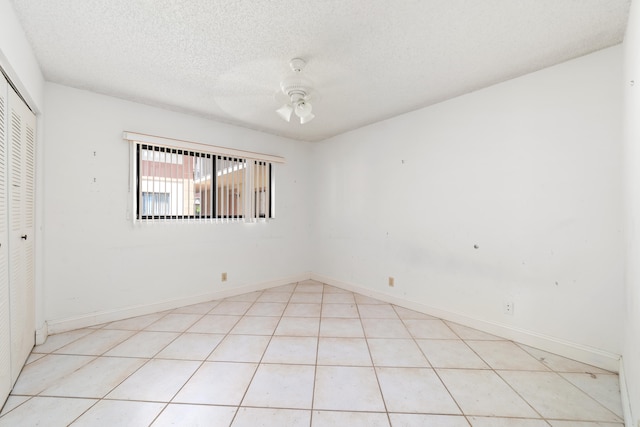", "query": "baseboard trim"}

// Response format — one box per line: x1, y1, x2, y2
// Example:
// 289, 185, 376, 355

312, 273, 621, 373
43, 271, 621, 373
34, 322, 48, 345
619, 358, 634, 427
46, 272, 312, 335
